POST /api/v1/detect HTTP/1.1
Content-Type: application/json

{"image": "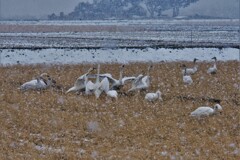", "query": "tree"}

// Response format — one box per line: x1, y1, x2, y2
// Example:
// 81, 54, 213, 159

58, 0, 199, 20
